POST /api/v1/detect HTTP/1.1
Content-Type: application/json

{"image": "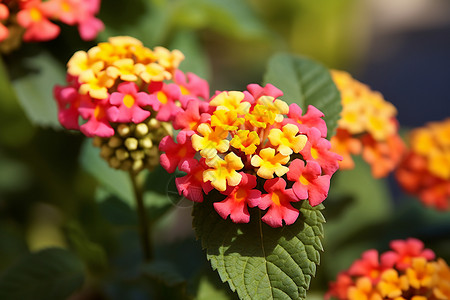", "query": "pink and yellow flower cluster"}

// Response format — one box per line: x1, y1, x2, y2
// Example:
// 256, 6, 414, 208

159, 84, 342, 227
396, 118, 450, 210
0, 0, 103, 47
330, 70, 405, 178
326, 238, 450, 300
54, 36, 210, 138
